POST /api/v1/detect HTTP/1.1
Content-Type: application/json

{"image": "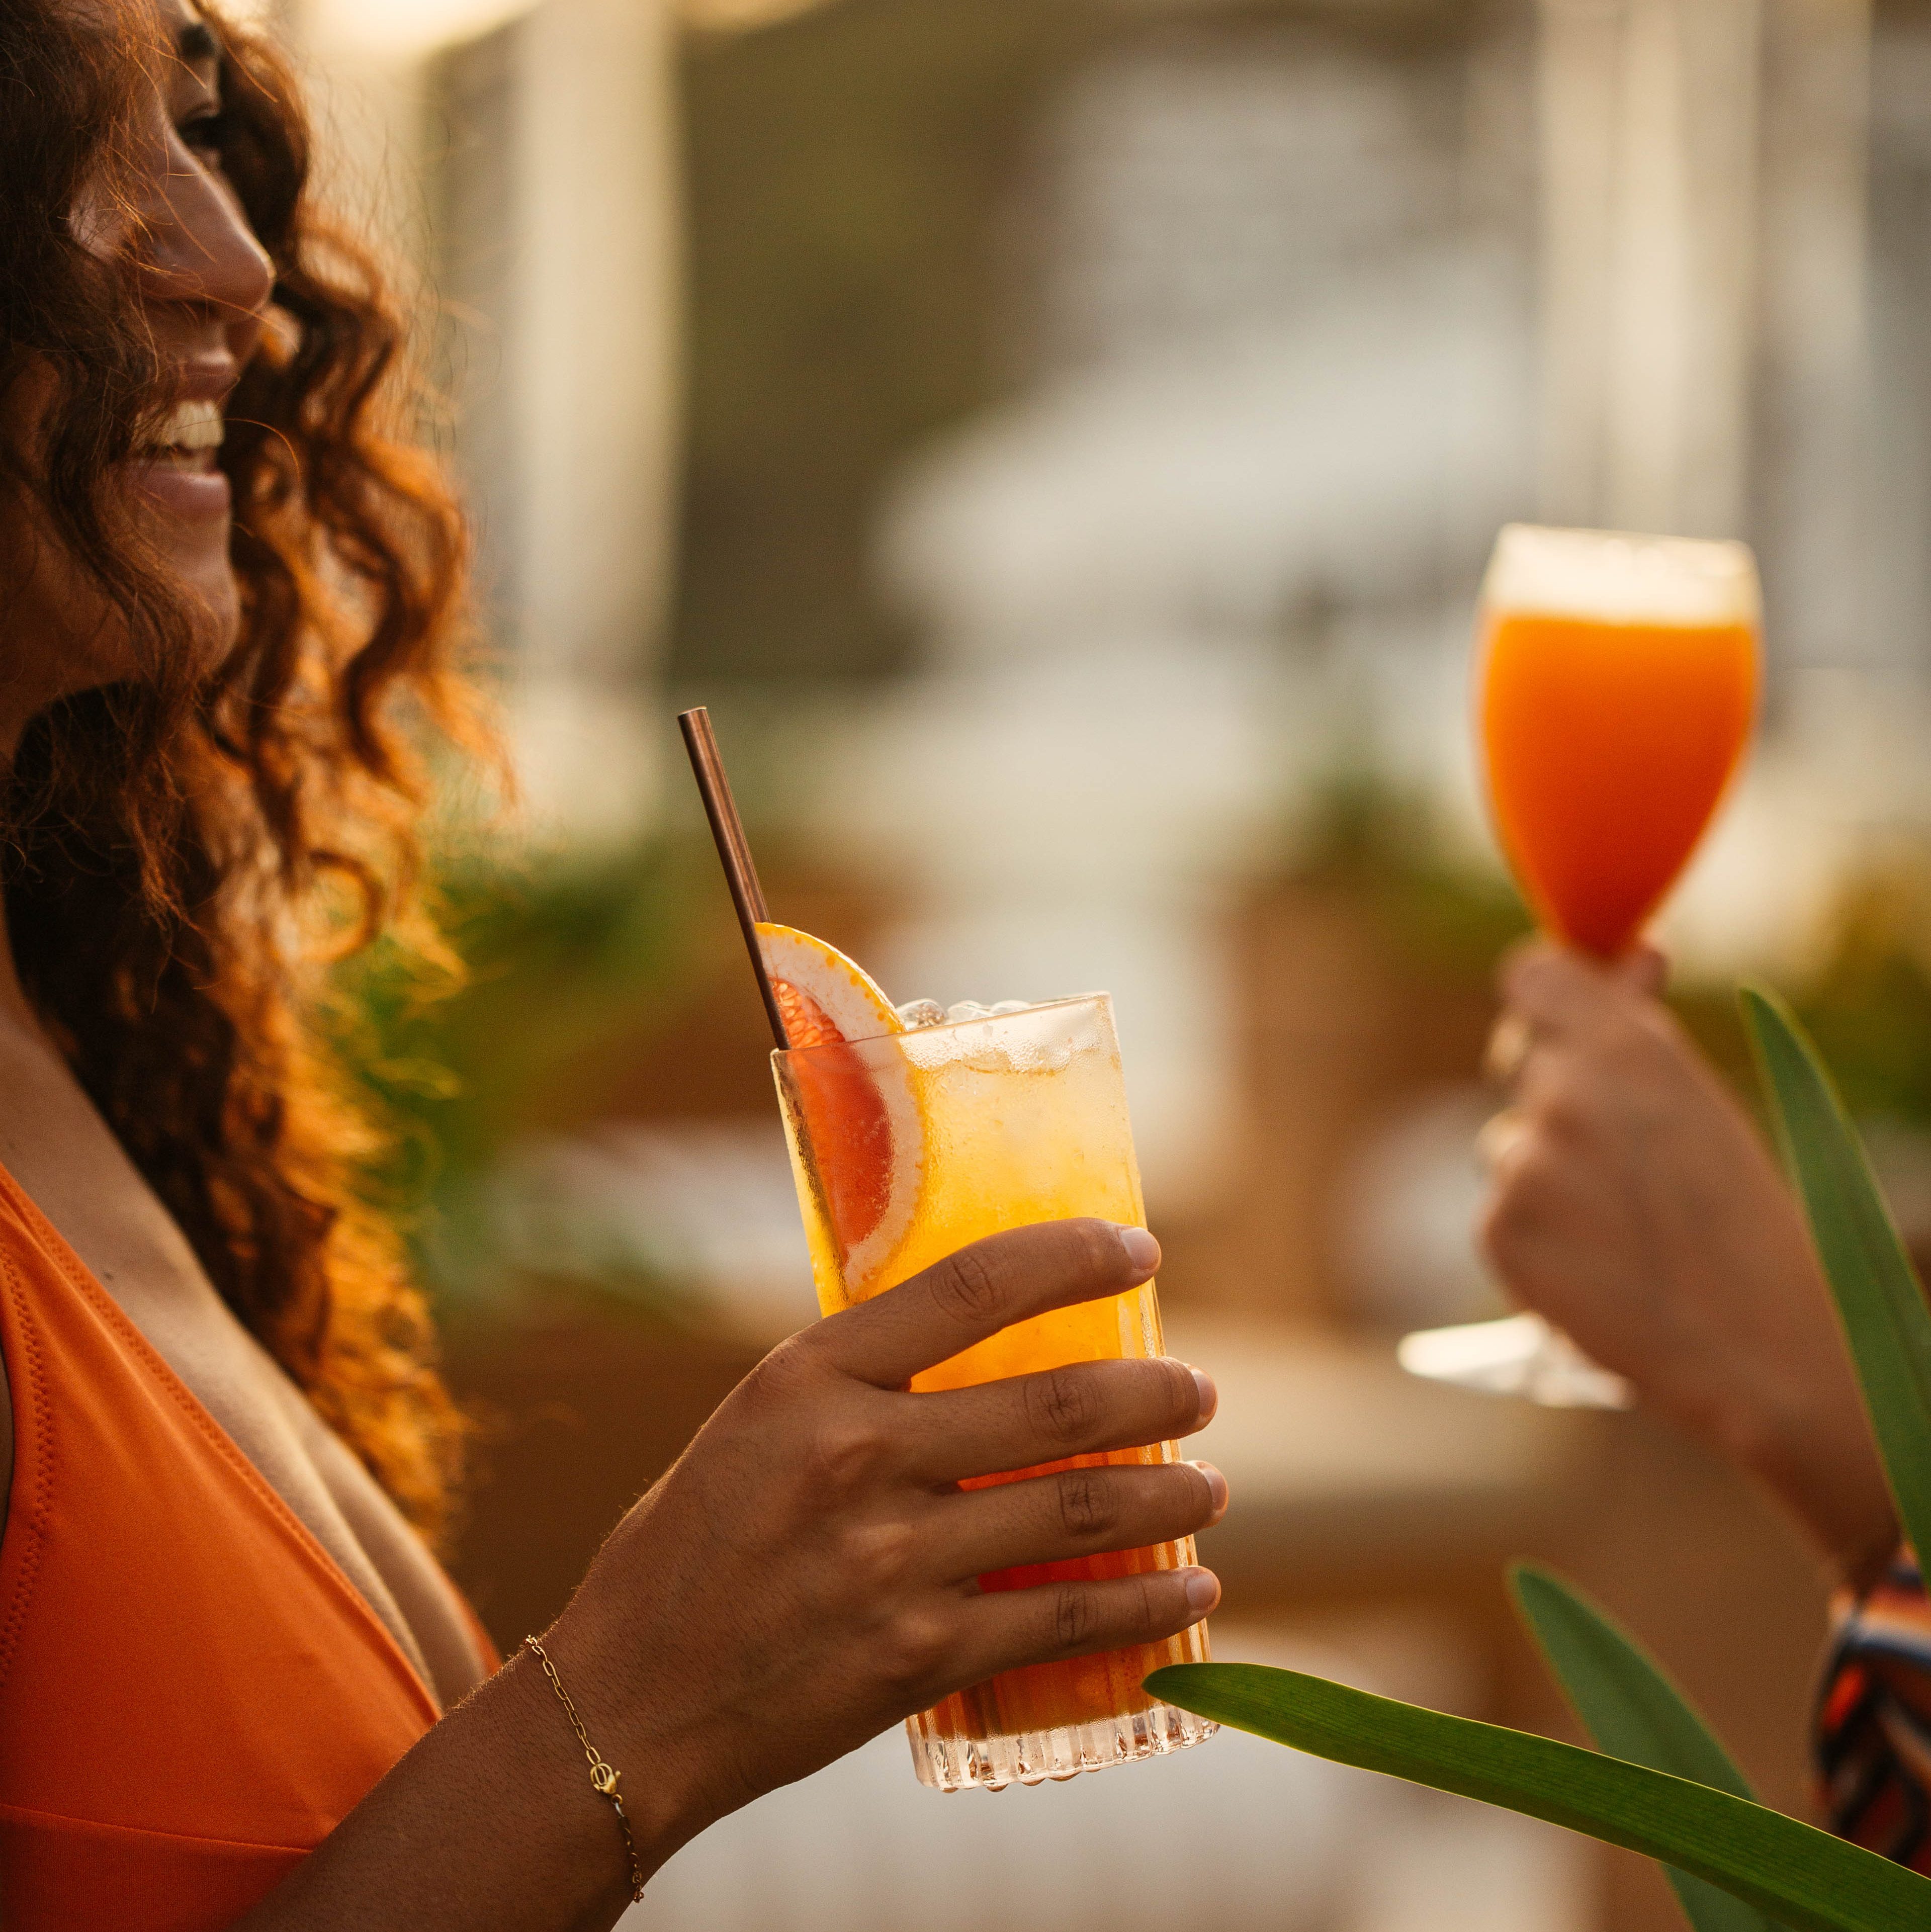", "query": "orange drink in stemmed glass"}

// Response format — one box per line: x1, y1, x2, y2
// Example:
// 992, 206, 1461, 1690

1479, 523, 1761, 960
1401, 524, 1762, 1407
